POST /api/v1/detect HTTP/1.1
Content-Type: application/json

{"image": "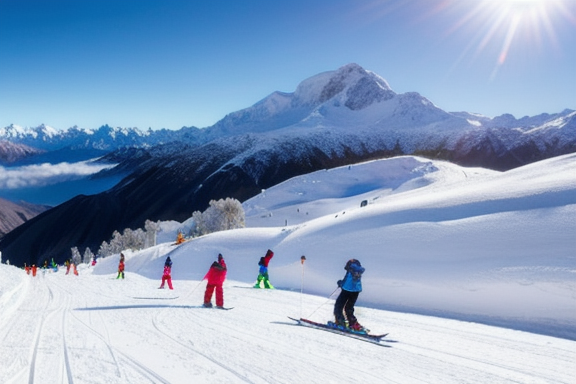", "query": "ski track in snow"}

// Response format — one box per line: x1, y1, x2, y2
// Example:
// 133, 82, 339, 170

0, 268, 574, 384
